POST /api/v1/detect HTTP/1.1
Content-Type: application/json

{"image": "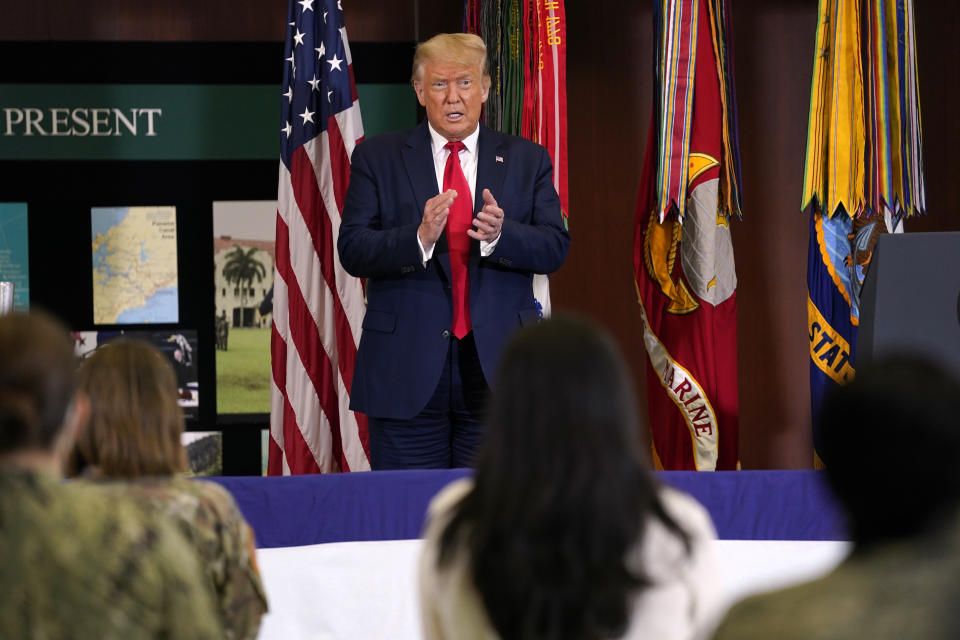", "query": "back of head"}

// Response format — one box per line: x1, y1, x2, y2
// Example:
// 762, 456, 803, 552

478, 313, 647, 487
411, 32, 490, 85
819, 354, 960, 545
450, 314, 664, 640
0, 311, 76, 456
76, 339, 186, 477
